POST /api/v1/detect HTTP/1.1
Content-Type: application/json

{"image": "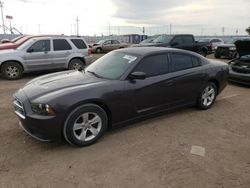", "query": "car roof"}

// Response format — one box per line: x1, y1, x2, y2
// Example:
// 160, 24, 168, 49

116, 47, 200, 57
